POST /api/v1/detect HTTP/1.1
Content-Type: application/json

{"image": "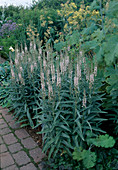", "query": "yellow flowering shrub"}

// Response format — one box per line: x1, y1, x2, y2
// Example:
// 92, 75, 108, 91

57, 2, 100, 33
26, 25, 39, 41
